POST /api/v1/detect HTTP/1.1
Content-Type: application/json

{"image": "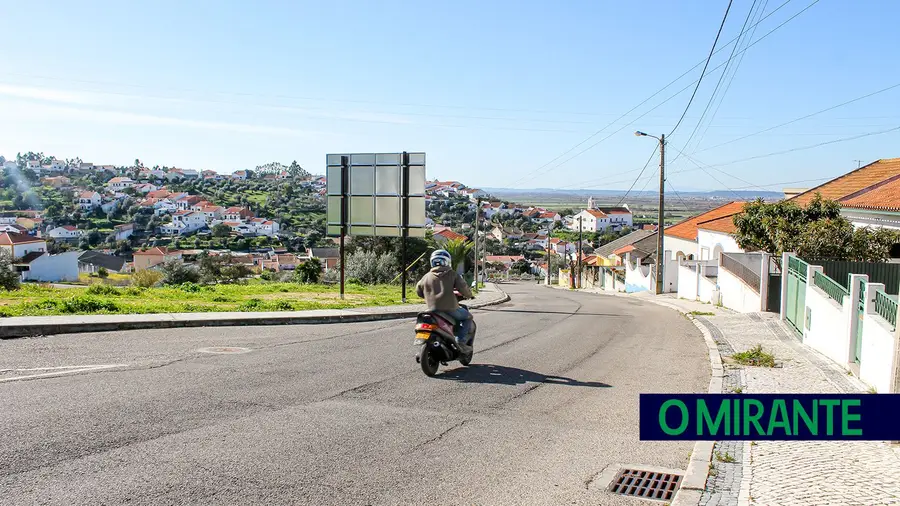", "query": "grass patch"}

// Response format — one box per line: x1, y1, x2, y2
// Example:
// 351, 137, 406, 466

688, 310, 716, 316
0, 282, 421, 317
715, 451, 736, 463
731, 345, 776, 368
